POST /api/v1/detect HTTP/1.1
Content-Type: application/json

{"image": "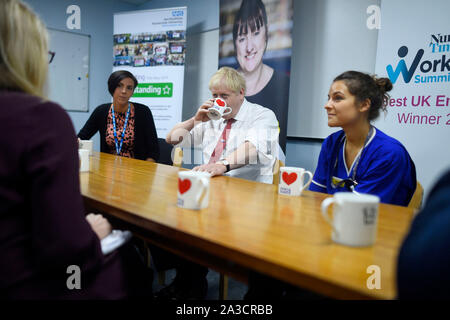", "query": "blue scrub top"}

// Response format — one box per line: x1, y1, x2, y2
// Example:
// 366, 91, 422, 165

309, 127, 416, 206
